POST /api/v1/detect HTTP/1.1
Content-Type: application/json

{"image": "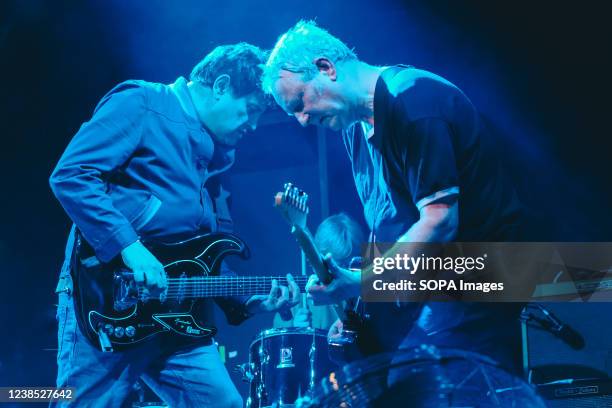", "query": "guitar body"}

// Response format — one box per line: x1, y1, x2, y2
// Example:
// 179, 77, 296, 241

327, 306, 417, 364
328, 301, 414, 364
71, 232, 249, 351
